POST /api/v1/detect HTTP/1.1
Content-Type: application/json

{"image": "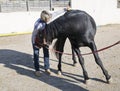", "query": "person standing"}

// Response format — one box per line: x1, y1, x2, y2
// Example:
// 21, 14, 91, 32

32, 10, 51, 76
32, 9, 68, 76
